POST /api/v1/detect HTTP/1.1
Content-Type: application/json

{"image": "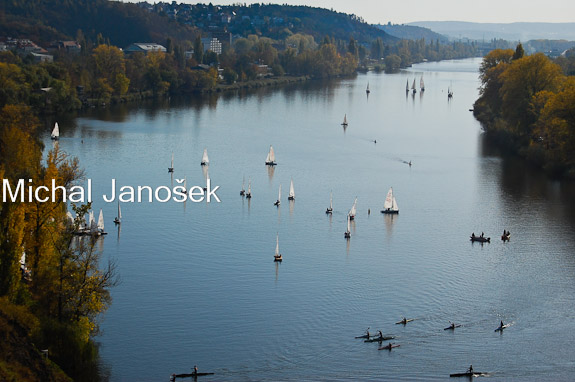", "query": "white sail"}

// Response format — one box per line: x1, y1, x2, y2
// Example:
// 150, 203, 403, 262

330, 192, 333, 210
242, 176, 245, 192
288, 179, 295, 199
278, 184, 282, 201
392, 197, 399, 211
343, 114, 348, 125
406, 79, 409, 91
275, 233, 280, 256
349, 197, 357, 217
66, 211, 74, 225
247, 180, 251, 195
171, 152, 174, 168
411, 79, 416, 90
266, 145, 276, 164
118, 202, 122, 220
97, 209, 105, 232
420, 76, 425, 90
366, 82, 370, 92
51, 122, 59, 139
201, 148, 209, 165
89, 211, 97, 232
